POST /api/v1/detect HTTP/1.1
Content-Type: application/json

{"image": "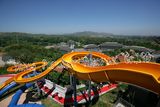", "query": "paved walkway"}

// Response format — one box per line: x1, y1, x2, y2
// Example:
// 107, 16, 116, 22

0, 74, 15, 85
